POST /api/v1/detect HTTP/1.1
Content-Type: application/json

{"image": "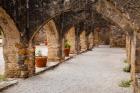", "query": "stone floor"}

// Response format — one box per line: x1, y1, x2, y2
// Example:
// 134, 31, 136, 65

2, 45, 132, 93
